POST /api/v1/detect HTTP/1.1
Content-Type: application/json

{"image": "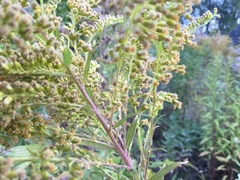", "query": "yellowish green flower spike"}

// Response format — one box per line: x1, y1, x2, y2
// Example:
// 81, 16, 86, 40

88, 14, 124, 39
185, 8, 221, 34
